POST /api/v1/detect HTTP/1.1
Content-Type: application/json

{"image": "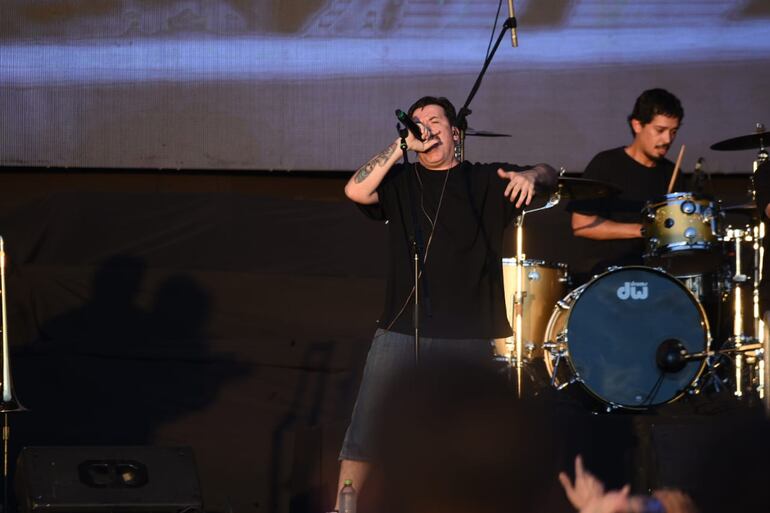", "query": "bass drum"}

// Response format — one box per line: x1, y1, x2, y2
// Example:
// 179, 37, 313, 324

544, 266, 710, 409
